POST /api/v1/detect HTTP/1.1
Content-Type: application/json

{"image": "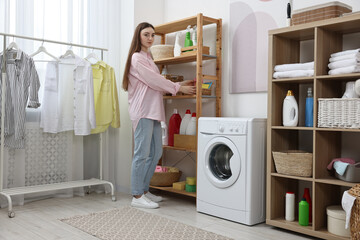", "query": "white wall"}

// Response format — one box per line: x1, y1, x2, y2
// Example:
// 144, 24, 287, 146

116, 0, 135, 193
115, 0, 360, 193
